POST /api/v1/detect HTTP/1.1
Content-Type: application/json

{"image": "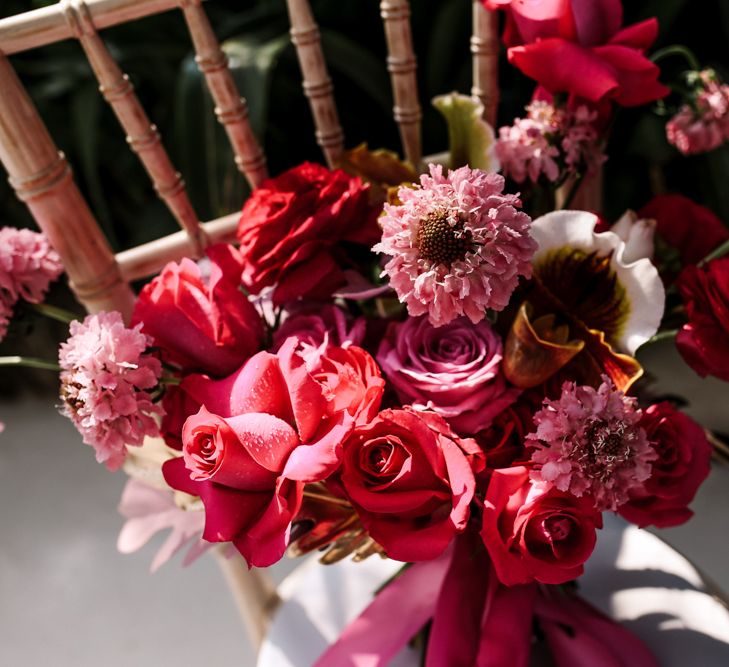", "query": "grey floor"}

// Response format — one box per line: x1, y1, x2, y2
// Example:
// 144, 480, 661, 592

1, 339, 729, 666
